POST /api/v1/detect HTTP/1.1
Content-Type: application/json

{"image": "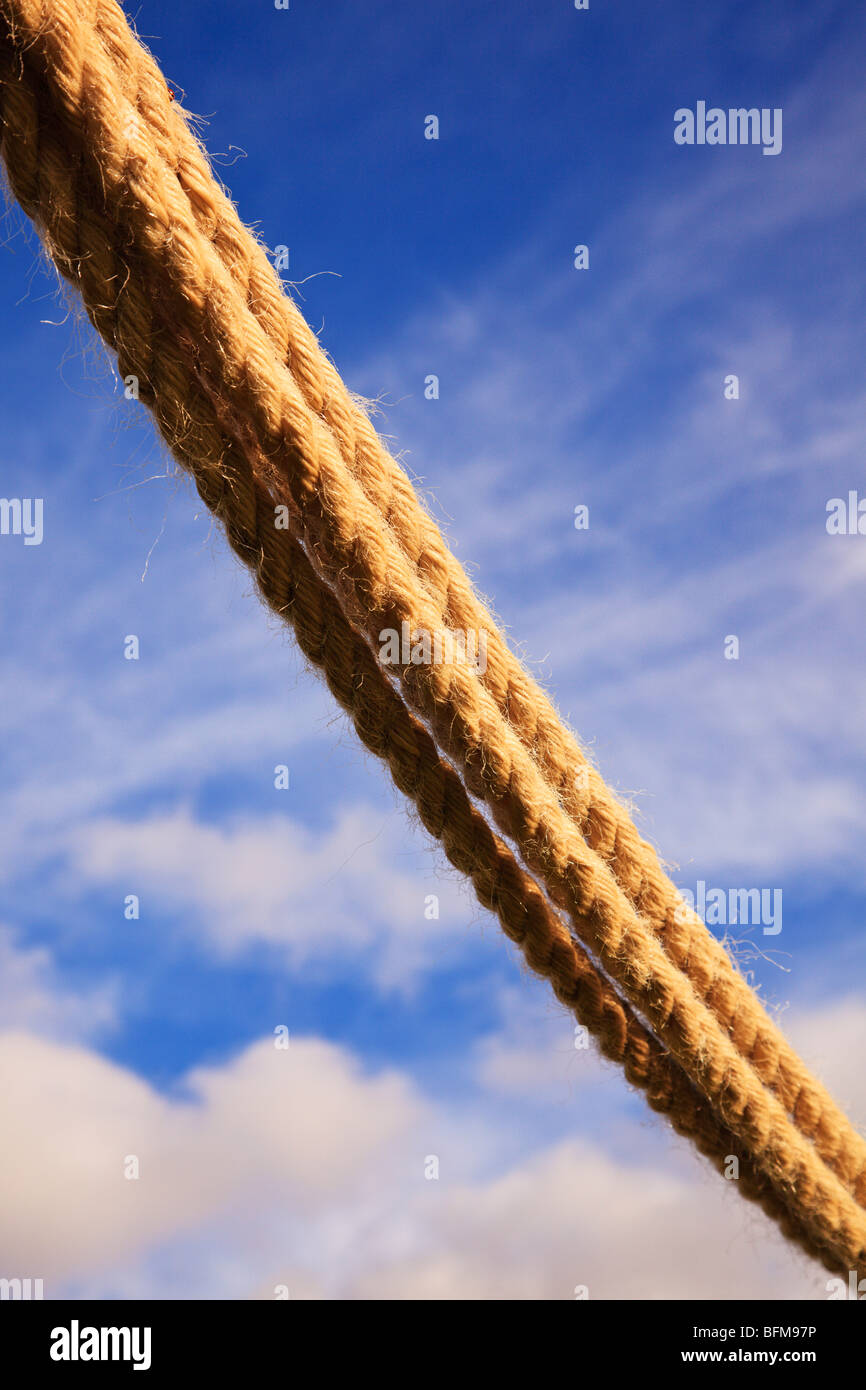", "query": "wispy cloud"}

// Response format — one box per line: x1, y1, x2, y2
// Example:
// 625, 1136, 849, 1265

68, 805, 479, 991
